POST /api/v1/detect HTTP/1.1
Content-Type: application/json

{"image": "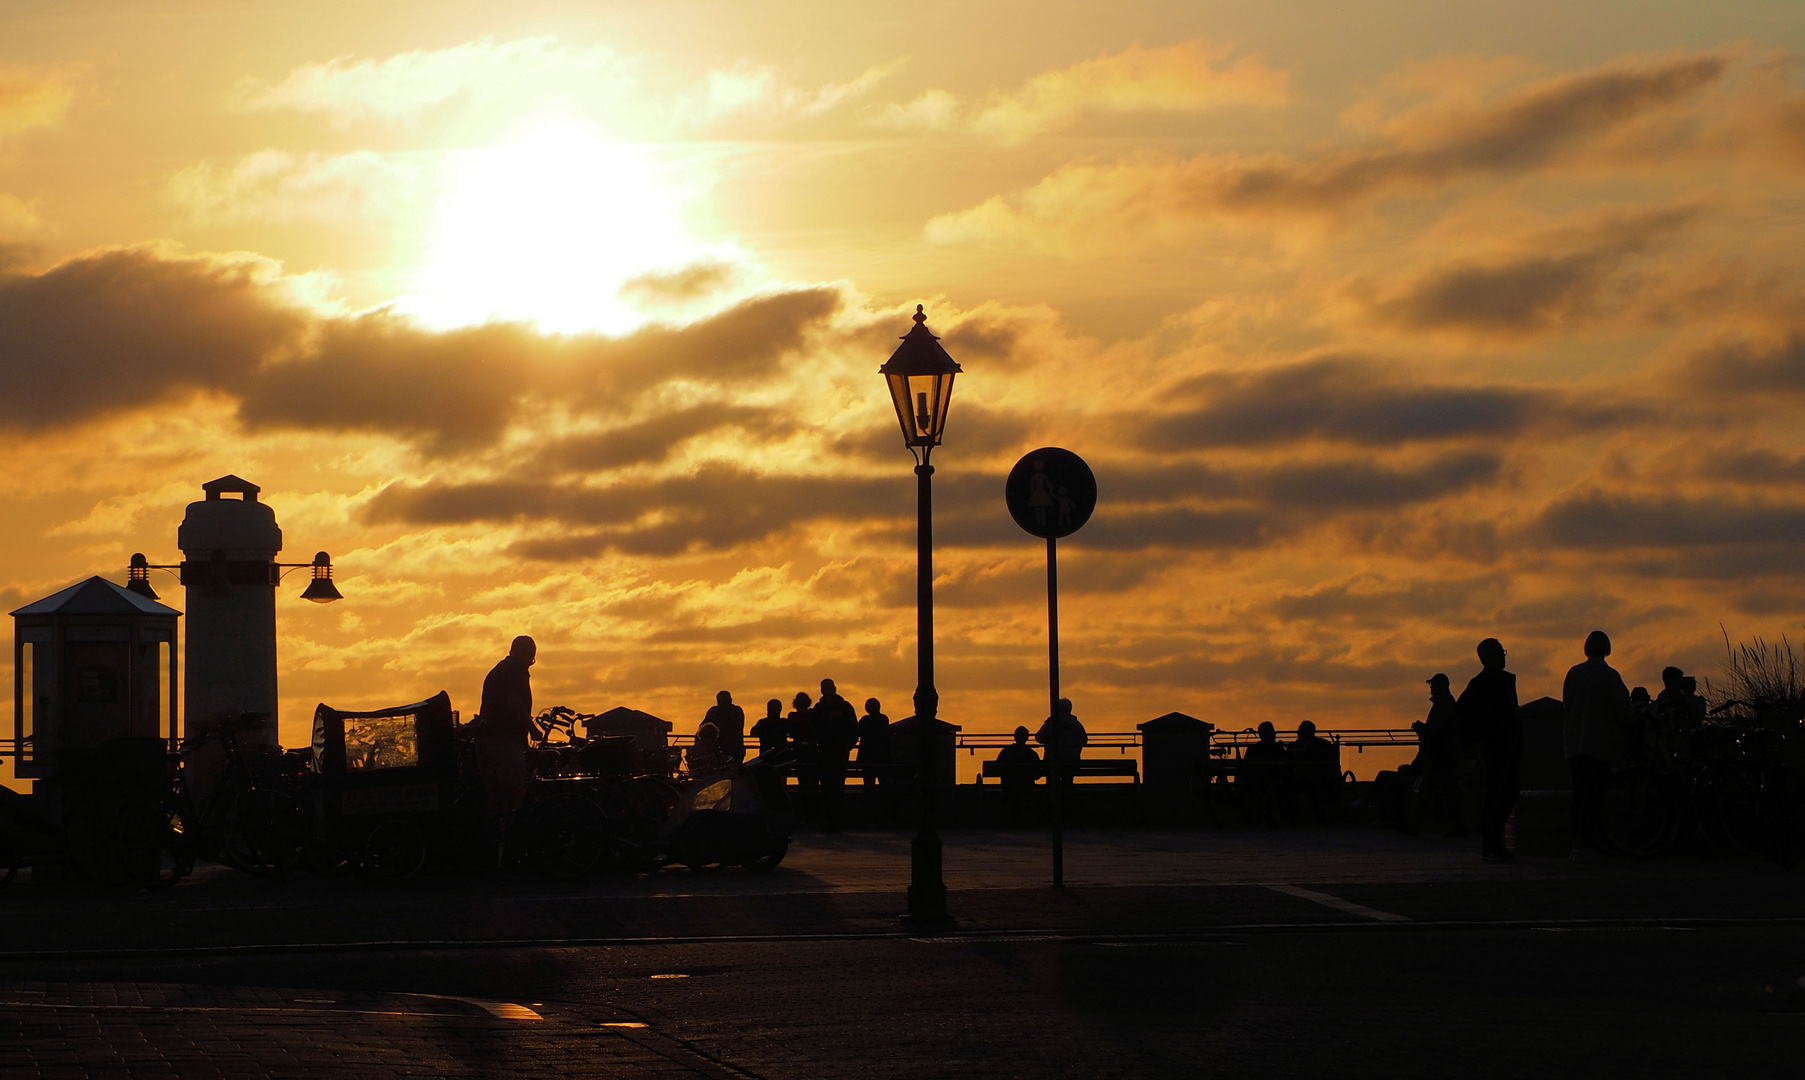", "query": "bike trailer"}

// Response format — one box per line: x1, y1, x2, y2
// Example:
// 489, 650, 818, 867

311, 692, 457, 820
